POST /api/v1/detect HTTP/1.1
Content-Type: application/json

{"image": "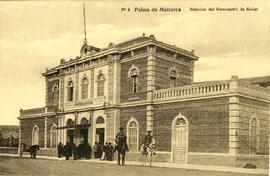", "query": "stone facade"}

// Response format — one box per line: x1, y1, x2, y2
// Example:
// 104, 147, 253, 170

153, 97, 229, 153
18, 34, 270, 168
